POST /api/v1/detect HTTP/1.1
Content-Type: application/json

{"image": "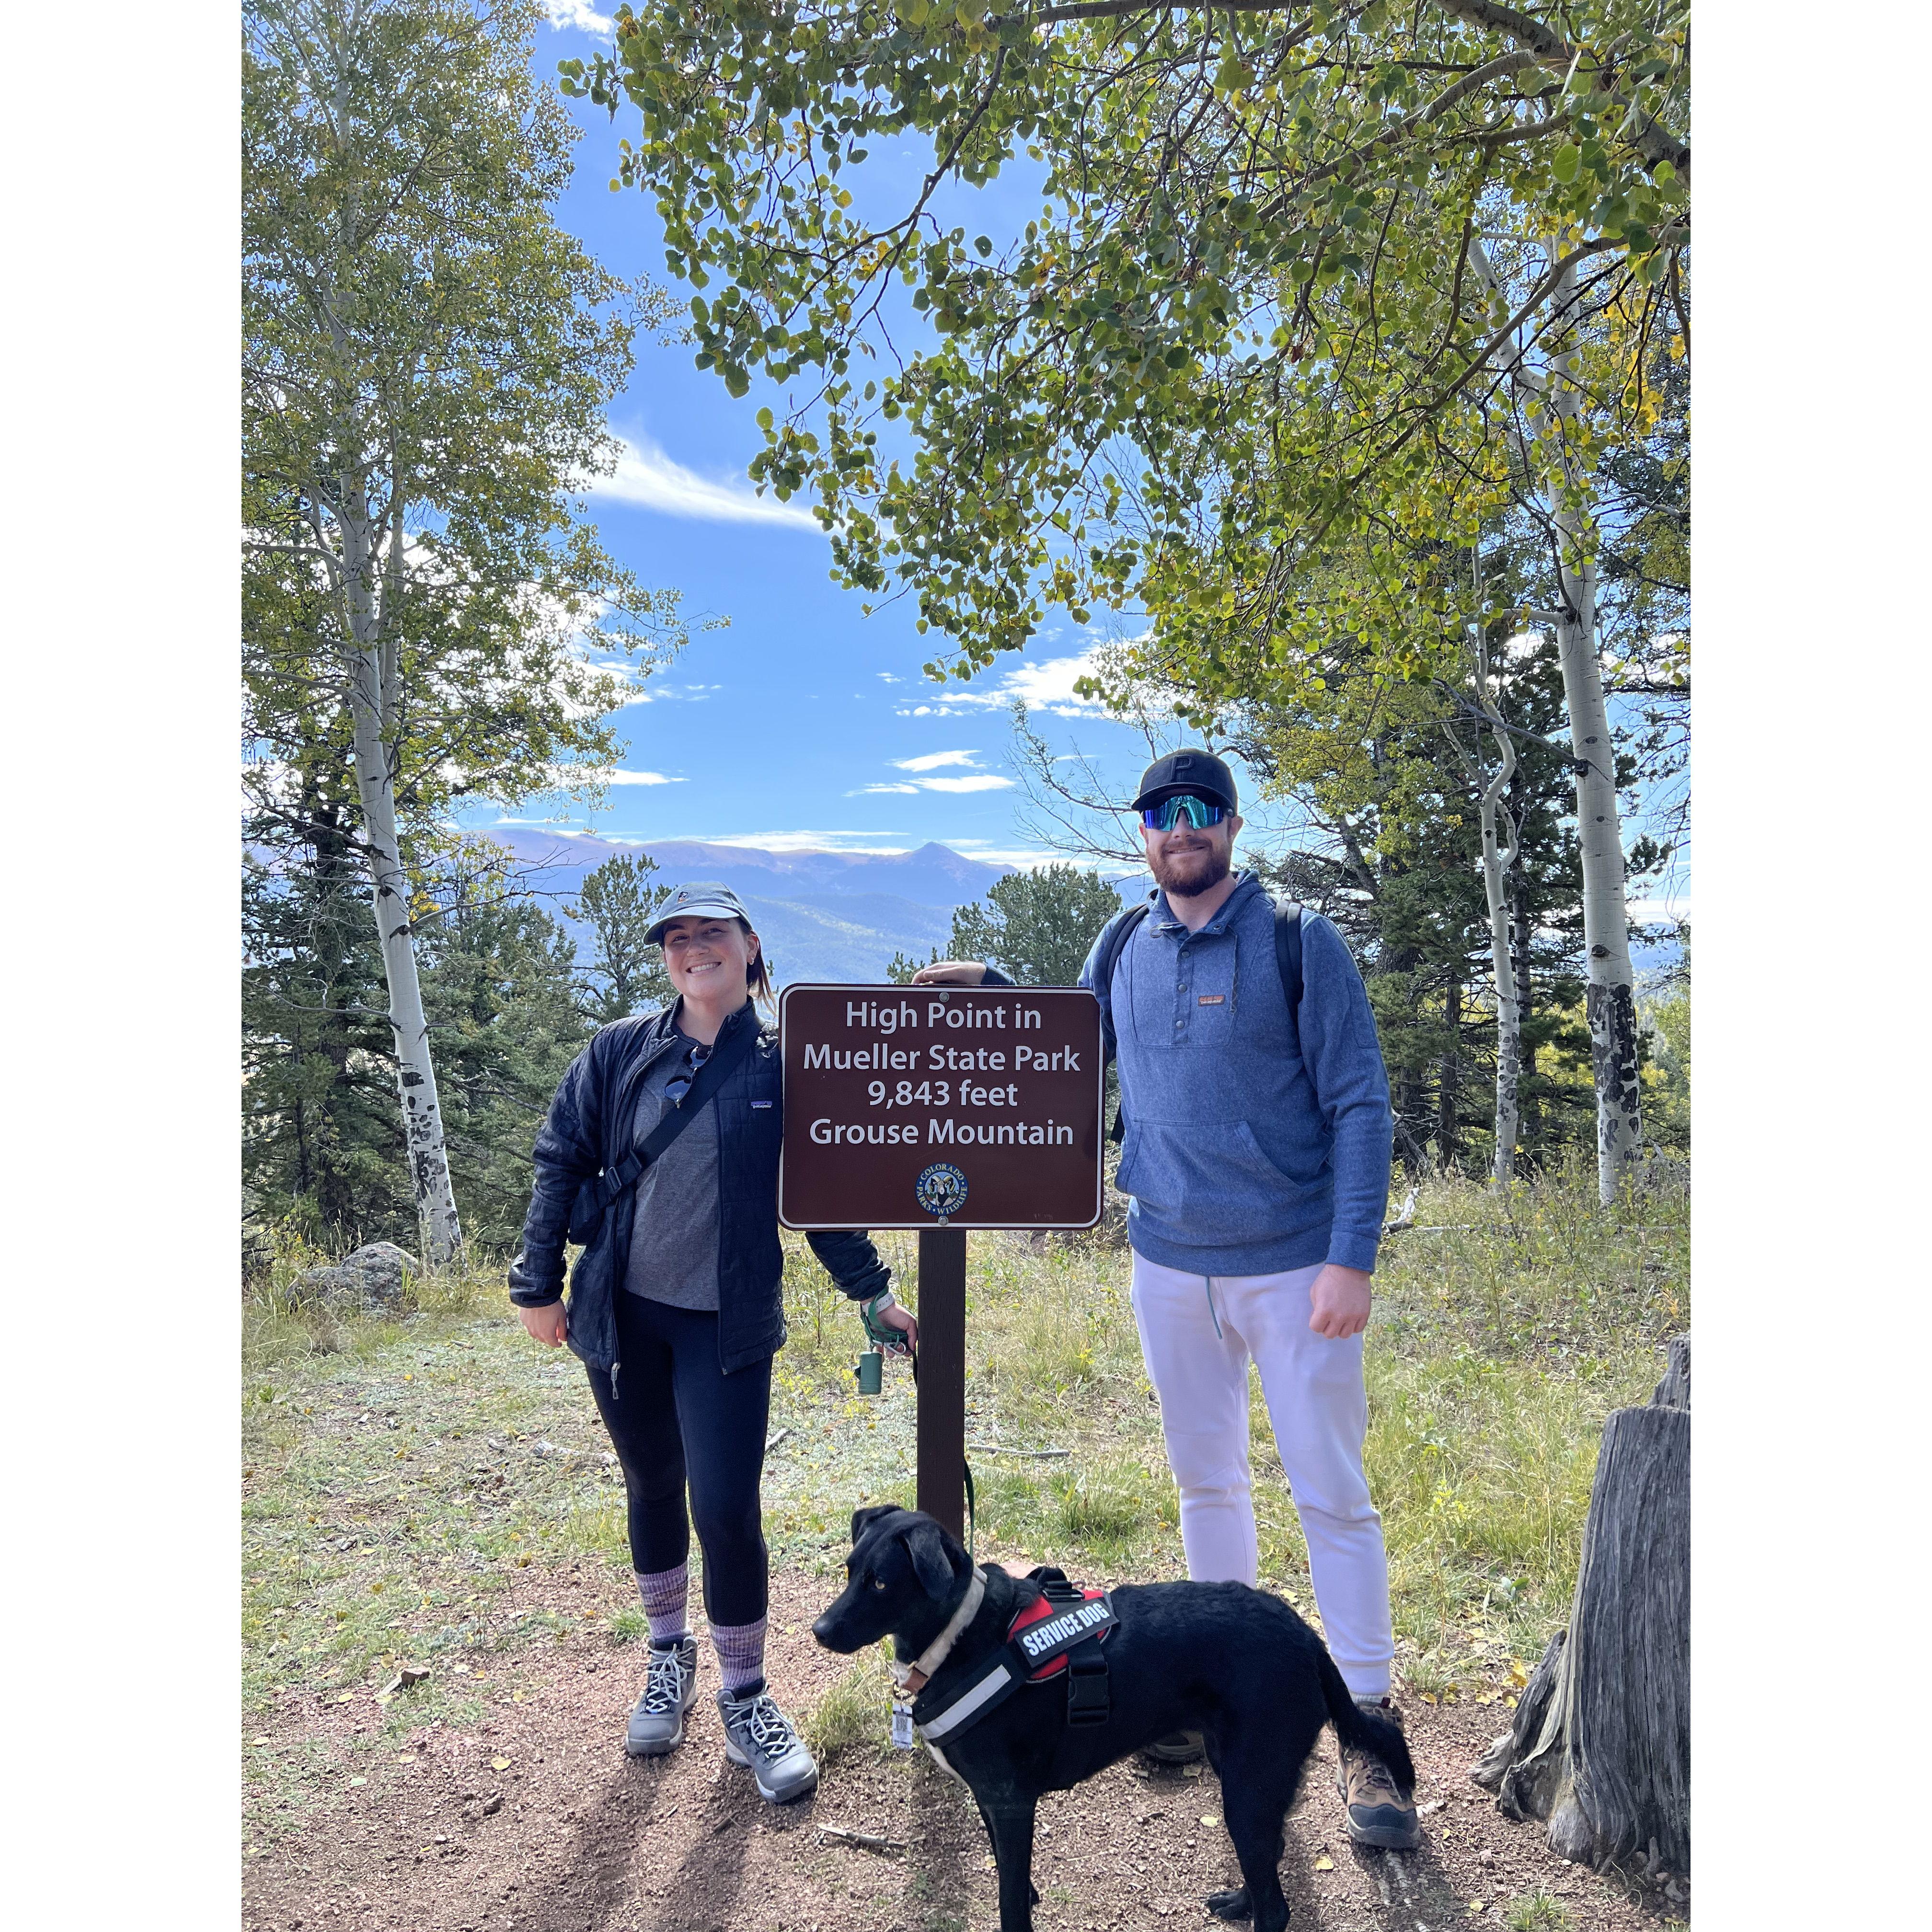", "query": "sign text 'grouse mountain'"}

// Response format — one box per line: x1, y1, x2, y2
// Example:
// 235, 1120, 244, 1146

777, 985, 1104, 1230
